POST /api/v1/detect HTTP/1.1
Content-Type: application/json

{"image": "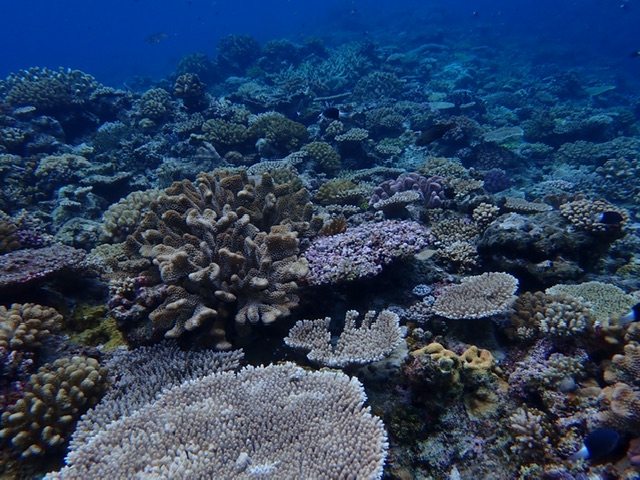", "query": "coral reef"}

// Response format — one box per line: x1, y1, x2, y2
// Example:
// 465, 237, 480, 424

0, 356, 107, 457
303, 220, 432, 285
46, 363, 387, 479
120, 170, 312, 348
432, 272, 519, 320
285, 309, 403, 368
0, 303, 63, 351
0, 244, 87, 289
